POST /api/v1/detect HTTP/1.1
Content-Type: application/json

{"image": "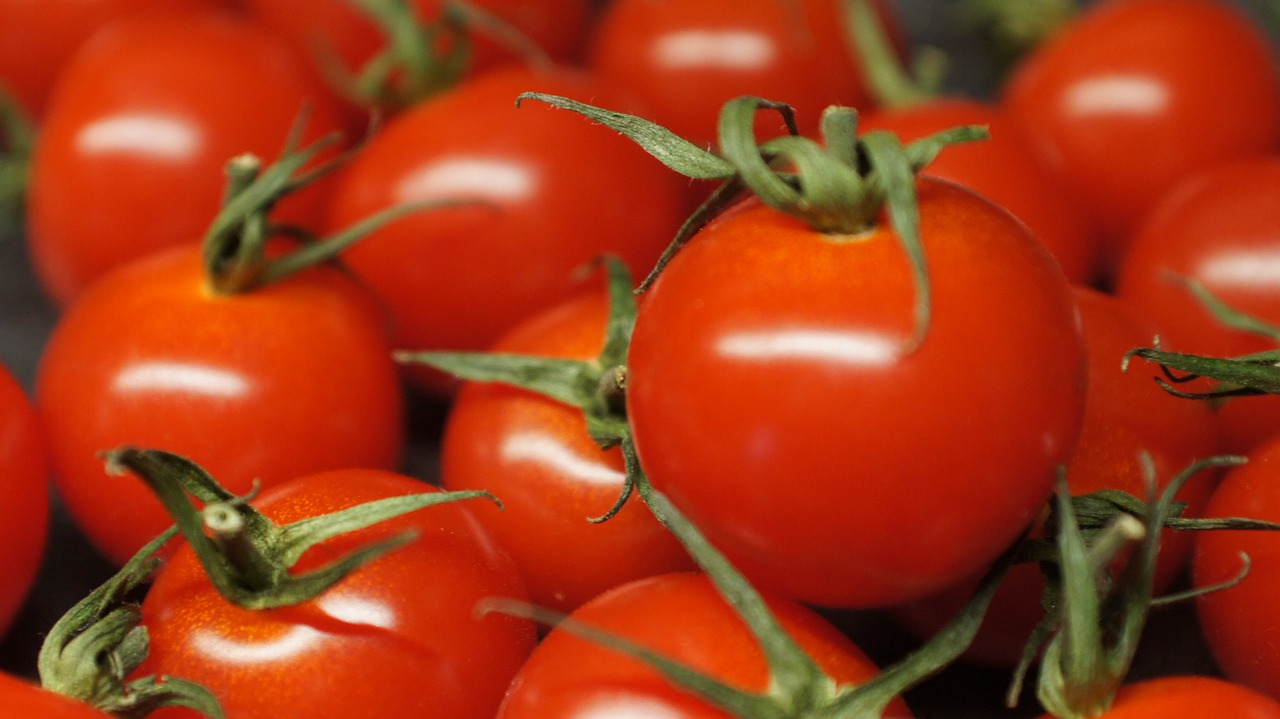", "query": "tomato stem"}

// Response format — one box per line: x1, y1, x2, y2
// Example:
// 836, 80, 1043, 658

841, 0, 945, 109
0, 82, 32, 237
